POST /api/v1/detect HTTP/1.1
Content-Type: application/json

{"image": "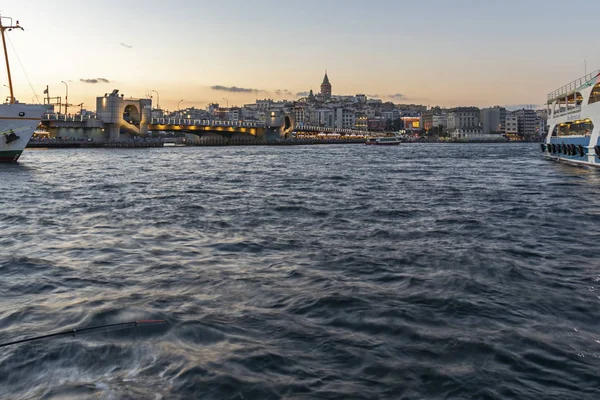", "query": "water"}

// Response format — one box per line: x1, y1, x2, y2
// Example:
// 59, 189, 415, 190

1, 143, 600, 399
